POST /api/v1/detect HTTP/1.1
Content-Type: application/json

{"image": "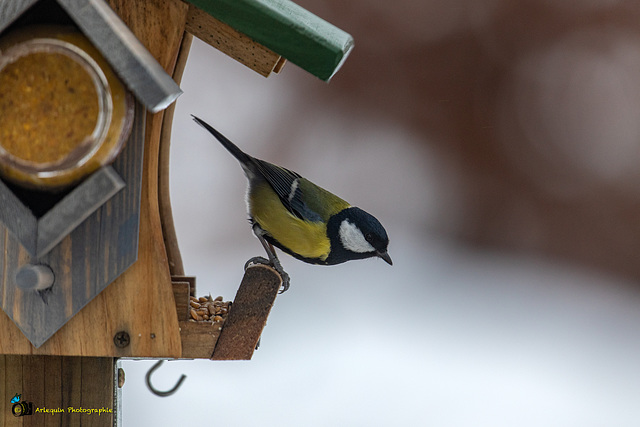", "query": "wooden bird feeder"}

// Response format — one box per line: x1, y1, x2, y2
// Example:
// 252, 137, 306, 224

0, 0, 352, 424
